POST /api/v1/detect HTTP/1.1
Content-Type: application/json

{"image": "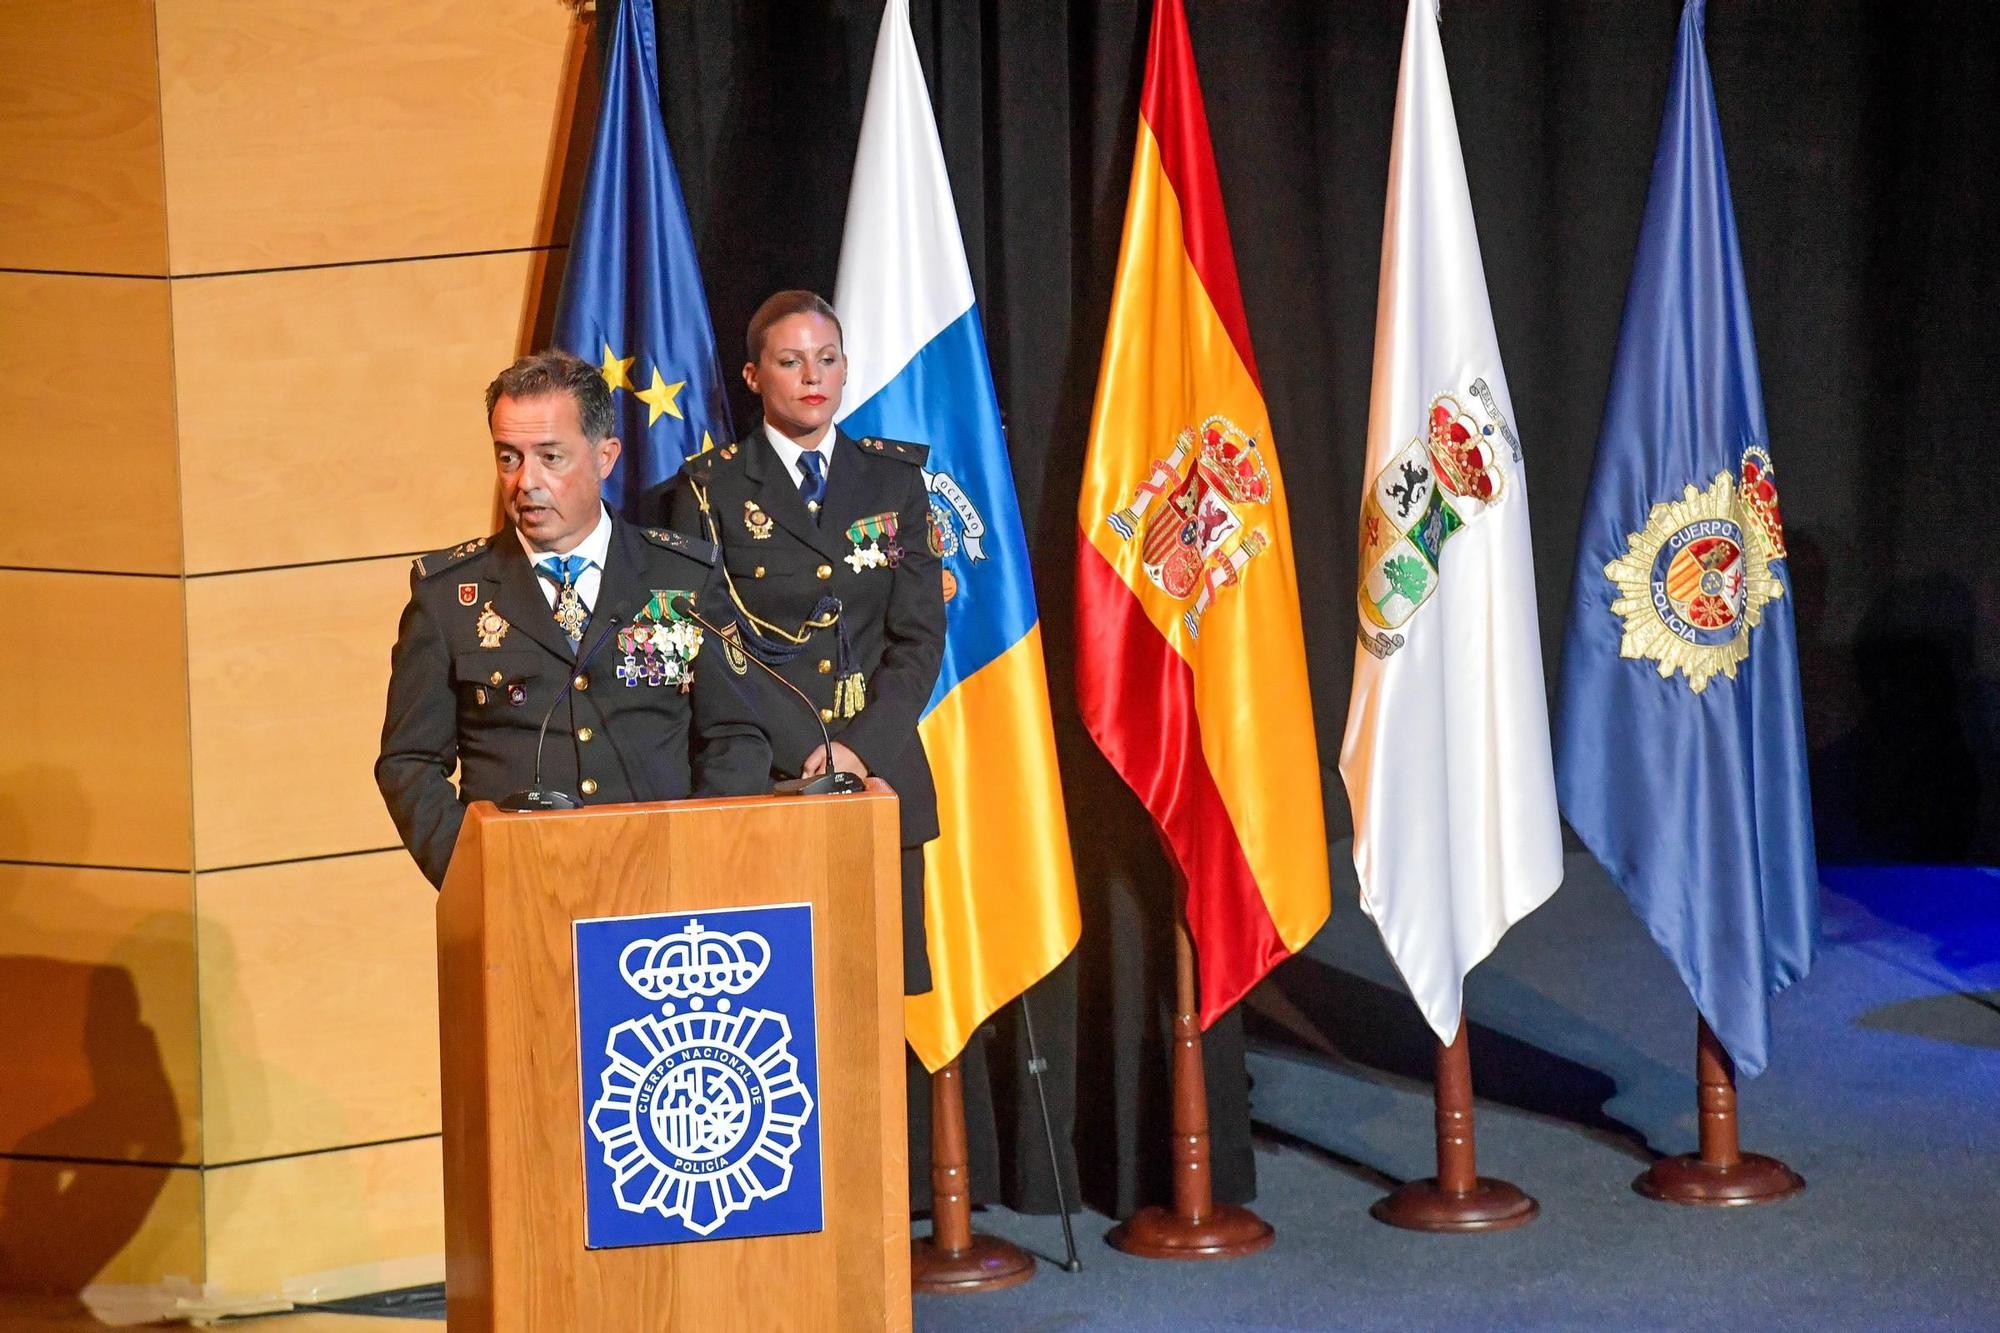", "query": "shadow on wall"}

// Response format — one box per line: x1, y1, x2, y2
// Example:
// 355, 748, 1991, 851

0, 960, 183, 1309
0, 772, 186, 1313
